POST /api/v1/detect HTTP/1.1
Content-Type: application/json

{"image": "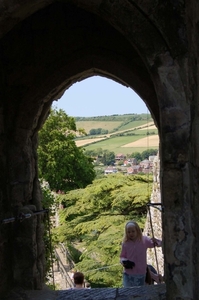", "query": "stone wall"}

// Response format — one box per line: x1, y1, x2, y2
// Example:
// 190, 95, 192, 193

144, 153, 164, 276
0, 1, 199, 298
